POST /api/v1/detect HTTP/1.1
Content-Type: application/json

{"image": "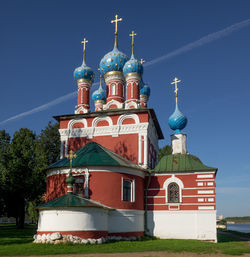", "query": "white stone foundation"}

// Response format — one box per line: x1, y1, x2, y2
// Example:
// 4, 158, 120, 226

147, 210, 217, 242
